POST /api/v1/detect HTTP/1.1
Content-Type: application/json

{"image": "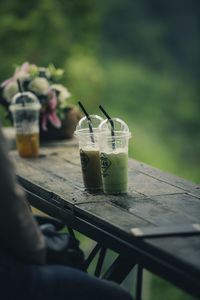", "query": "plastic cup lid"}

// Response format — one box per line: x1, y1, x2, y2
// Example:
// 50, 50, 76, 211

9, 91, 41, 111
75, 114, 104, 134
99, 118, 131, 138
